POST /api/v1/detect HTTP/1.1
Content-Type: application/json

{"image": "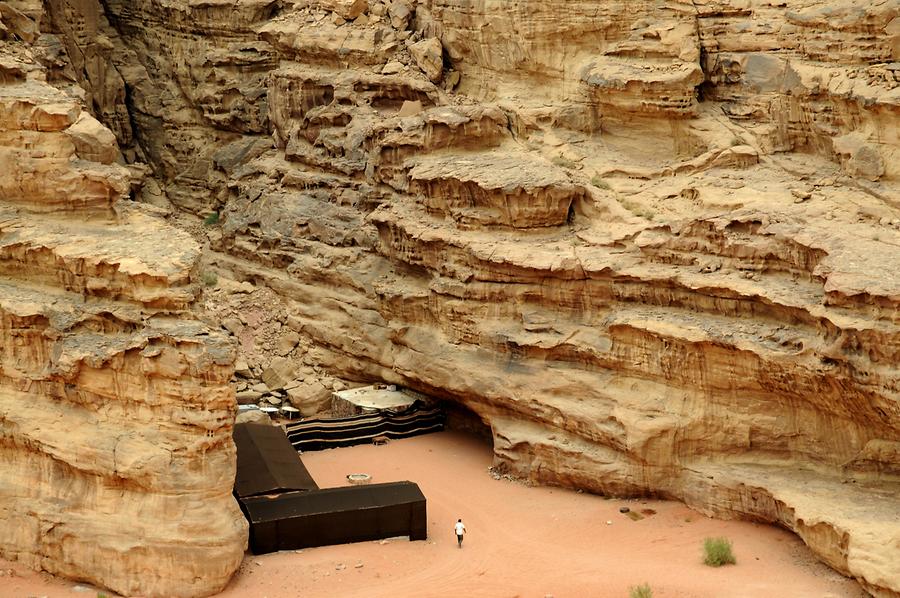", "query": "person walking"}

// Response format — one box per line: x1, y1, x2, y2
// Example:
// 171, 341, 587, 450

454, 518, 466, 548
